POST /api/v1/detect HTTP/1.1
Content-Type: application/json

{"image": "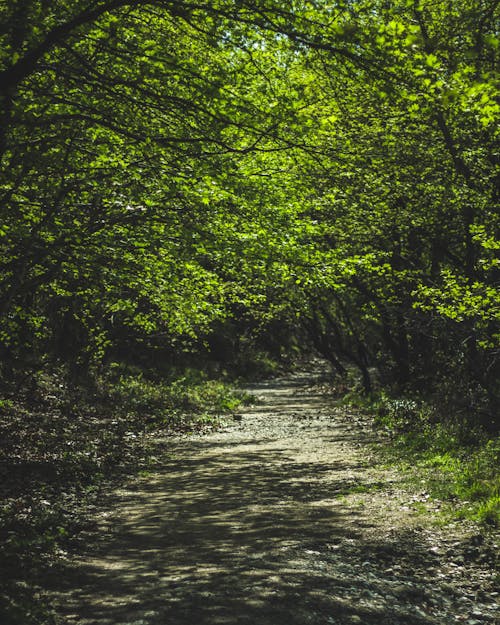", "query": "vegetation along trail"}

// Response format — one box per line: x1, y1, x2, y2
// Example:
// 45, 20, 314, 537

49, 367, 499, 625
1, 2, 498, 623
